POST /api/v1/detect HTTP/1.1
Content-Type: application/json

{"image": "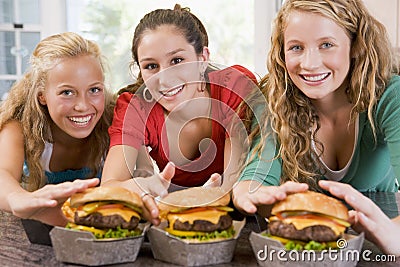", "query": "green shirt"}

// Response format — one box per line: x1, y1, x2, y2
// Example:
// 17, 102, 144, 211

240, 75, 400, 192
